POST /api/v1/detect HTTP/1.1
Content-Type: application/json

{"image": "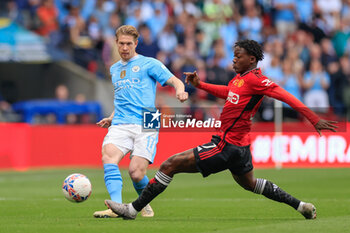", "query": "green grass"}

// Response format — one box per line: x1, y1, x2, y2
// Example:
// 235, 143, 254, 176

1, 168, 350, 233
